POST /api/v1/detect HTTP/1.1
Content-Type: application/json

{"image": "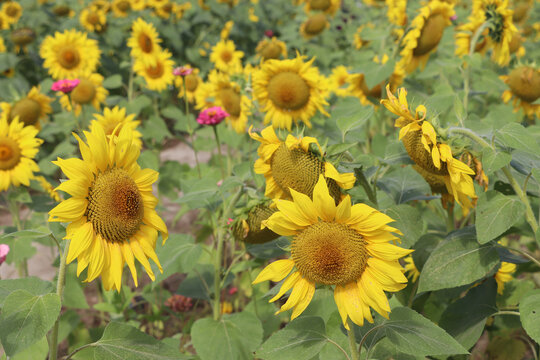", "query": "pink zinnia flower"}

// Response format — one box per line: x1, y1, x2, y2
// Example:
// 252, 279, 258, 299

0, 244, 10, 265
173, 66, 194, 76
197, 106, 229, 126
51, 79, 80, 93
